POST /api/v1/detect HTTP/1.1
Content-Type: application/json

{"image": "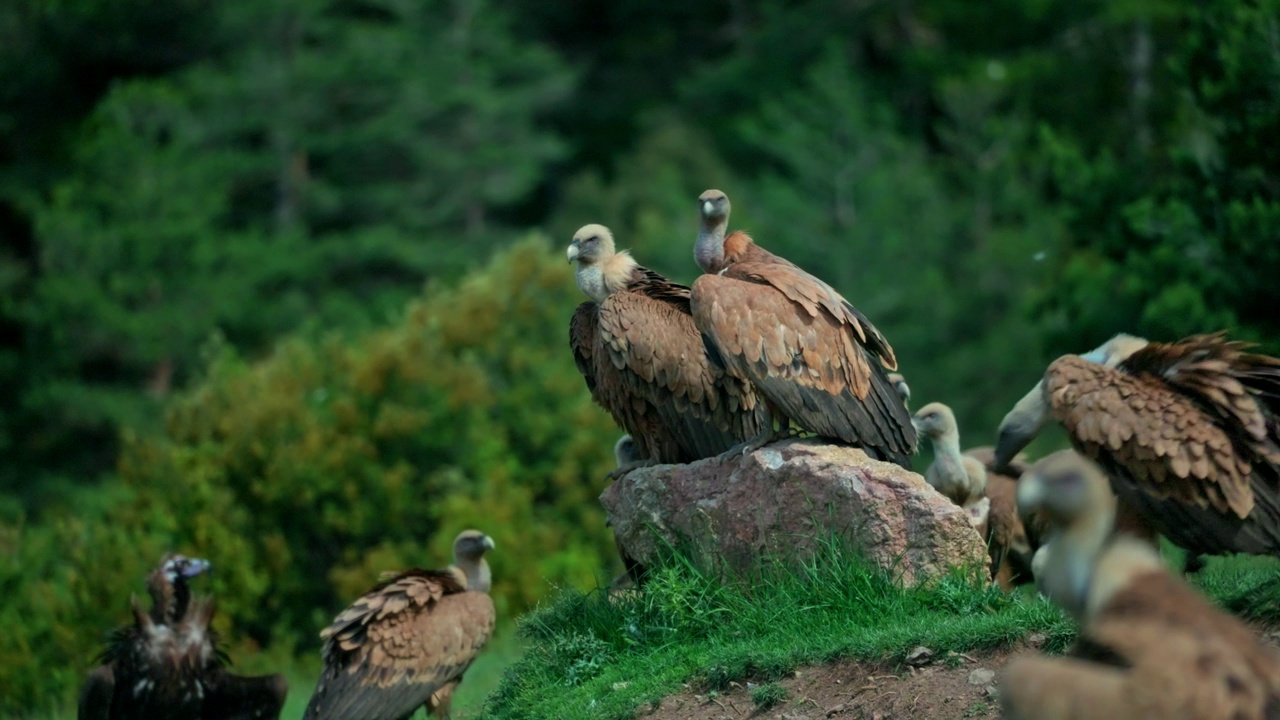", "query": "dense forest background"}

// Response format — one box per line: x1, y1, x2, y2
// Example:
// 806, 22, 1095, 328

1, 0, 1277, 713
